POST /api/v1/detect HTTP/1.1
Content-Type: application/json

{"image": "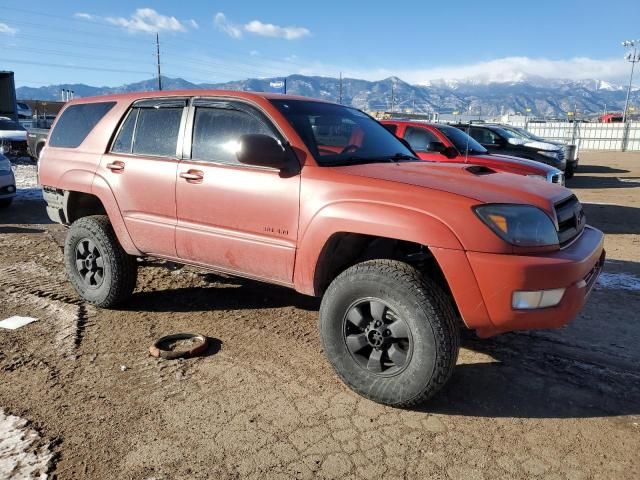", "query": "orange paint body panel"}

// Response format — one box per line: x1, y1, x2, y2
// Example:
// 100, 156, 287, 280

38, 90, 605, 337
